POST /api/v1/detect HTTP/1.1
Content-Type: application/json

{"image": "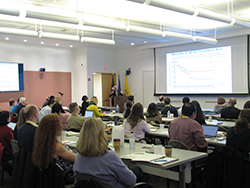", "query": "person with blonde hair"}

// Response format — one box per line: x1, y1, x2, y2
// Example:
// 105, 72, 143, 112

33, 114, 76, 169
73, 117, 136, 188
86, 96, 105, 117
